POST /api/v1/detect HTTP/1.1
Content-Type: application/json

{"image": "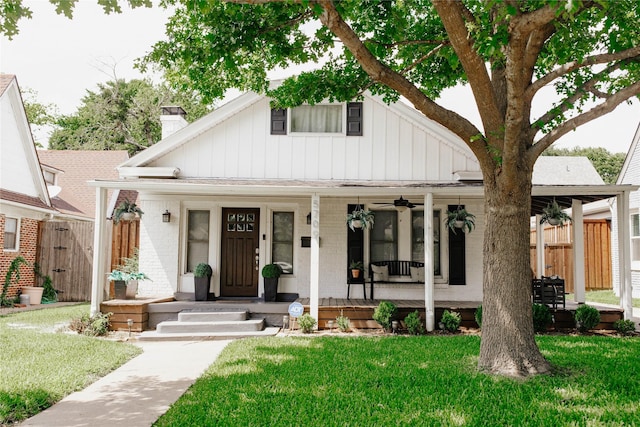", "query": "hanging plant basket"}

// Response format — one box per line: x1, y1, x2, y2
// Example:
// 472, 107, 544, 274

346, 208, 375, 232
445, 207, 475, 234
540, 199, 572, 227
